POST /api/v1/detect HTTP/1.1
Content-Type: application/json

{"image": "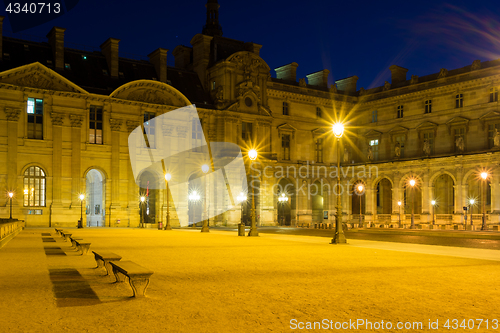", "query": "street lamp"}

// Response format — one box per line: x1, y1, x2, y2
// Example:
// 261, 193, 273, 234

164, 172, 172, 230
248, 149, 259, 236
8, 192, 13, 220
79, 194, 85, 228
140, 195, 146, 228
201, 164, 210, 233
278, 192, 289, 226
480, 172, 488, 230
331, 122, 346, 244
469, 198, 475, 228
397, 200, 402, 228
431, 200, 436, 225
409, 179, 416, 229
355, 184, 364, 228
